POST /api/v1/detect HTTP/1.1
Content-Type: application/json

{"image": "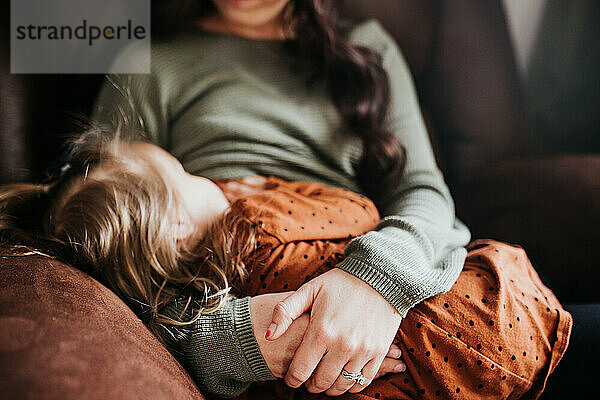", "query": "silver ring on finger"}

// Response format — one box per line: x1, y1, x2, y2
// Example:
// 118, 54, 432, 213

340, 368, 367, 385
